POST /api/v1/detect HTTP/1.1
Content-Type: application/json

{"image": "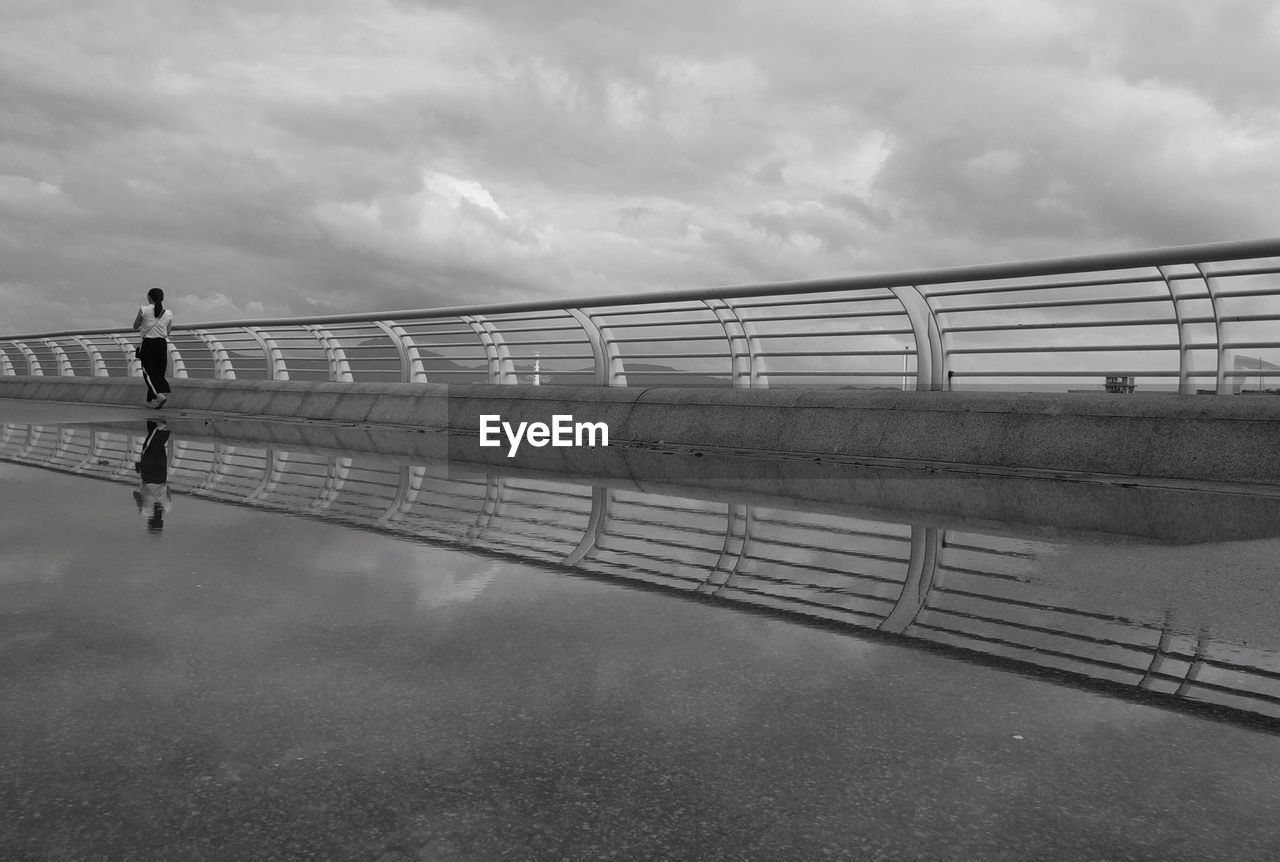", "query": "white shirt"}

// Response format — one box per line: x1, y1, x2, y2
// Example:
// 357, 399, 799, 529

138, 305, 174, 339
